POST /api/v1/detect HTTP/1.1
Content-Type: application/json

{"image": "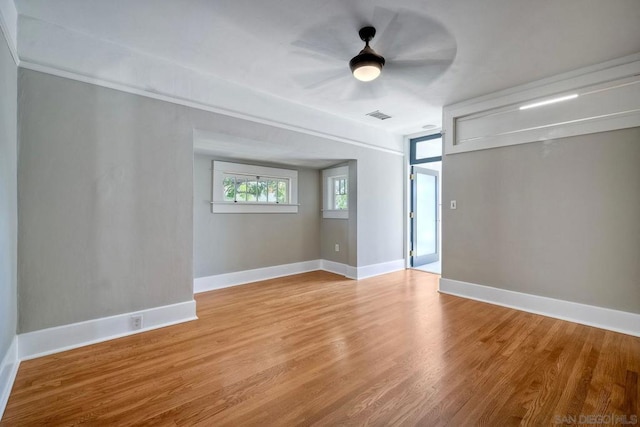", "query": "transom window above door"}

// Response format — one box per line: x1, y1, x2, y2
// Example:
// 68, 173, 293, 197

410, 133, 442, 164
